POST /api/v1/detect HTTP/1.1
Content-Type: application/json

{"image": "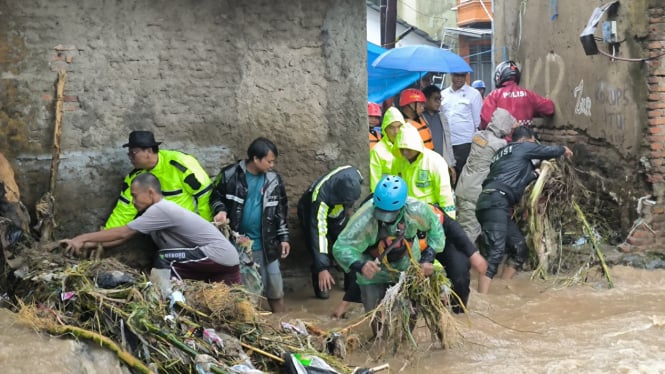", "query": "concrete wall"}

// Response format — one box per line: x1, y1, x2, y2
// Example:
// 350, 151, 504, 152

398, 0, 457, 42
0, 0, 367, 260
494, 1, 658, 246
